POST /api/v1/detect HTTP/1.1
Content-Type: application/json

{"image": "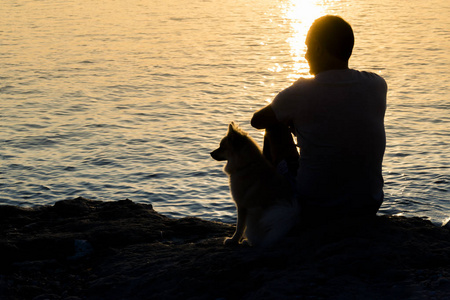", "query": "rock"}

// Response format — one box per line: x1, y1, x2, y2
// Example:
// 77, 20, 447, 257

0, 198, 449, 299
67, 239, 94, 260
53, 198, 91, 217
443, 218, 450, 230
